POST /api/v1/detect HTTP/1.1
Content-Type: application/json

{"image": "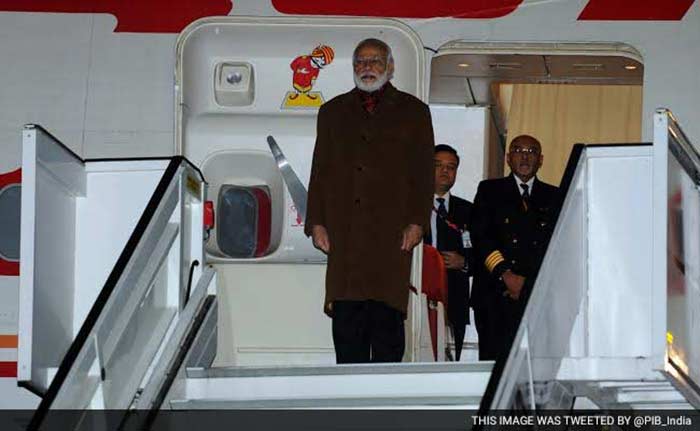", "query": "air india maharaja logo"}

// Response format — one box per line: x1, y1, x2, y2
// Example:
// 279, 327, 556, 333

281, 44, 334, 109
